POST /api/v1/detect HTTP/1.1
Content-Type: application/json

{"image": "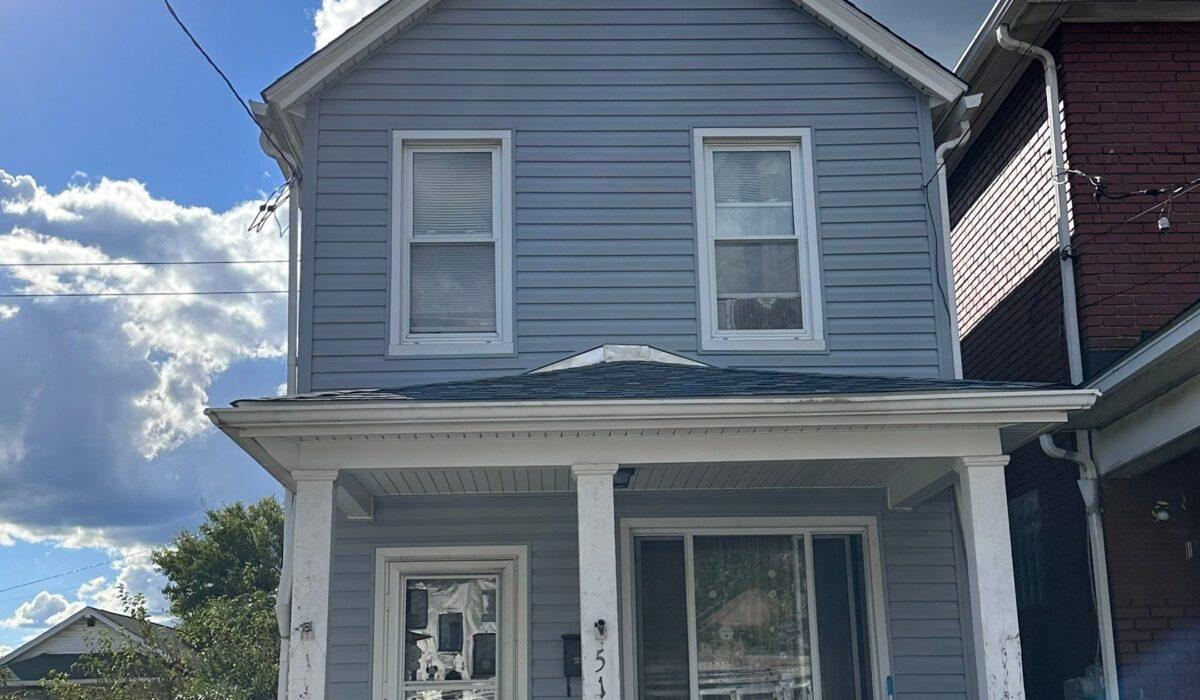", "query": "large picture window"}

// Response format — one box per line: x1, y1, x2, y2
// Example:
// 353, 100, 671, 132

390, 131, 513, 356
693, 129, 825, 352
623, 521, 888, 700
